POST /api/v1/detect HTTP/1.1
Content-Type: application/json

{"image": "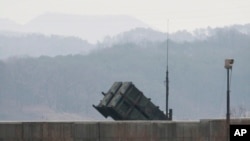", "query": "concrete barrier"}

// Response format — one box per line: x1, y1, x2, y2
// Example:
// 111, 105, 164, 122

0, 119, 249, 141
74, 122, 98, 140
